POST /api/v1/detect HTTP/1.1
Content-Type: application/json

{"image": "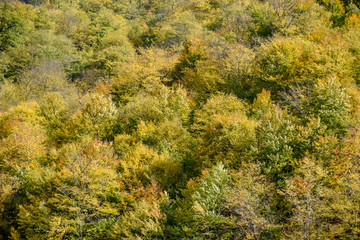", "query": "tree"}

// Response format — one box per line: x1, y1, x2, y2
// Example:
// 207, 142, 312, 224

123, 84, 191, 124
110, 183, 167, 239
251, 101, 297, 183
154, 11, 204, 50
173, 164, 231, 238
326, 125, 360, 238
0, 1, 32, 51
111, 47, 178, 105
14, 138, 124, 239
68, 94, 119, 141
284, 157, 330, 240
0, 101, 47, 239
18, 60, 75, 101
225, 163, 276, 240
291, 76, 351, 136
